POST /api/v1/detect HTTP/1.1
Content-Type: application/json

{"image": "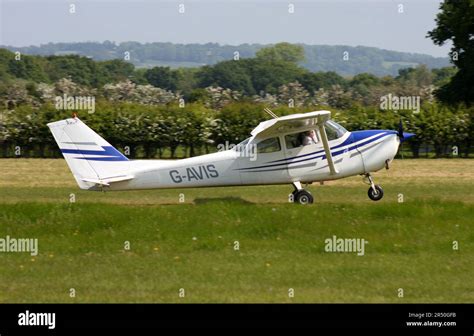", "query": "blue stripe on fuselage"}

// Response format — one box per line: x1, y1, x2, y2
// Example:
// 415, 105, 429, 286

351, 130, 396, 142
